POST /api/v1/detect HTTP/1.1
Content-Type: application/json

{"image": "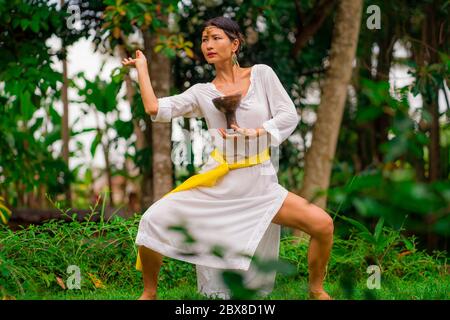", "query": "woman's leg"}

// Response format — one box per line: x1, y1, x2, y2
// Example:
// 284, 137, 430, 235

271, 192, 334, 300
138, 245, 163, 300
